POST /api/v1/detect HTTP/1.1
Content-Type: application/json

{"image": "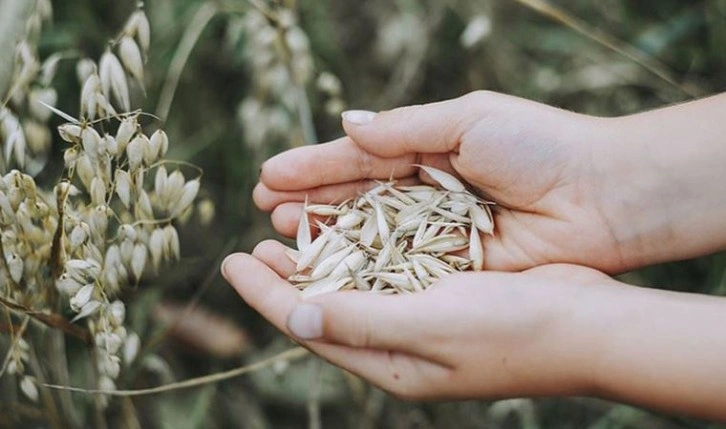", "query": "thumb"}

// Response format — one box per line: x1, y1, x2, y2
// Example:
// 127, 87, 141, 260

341, 92, 486, 158
286, 291, 427, 353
